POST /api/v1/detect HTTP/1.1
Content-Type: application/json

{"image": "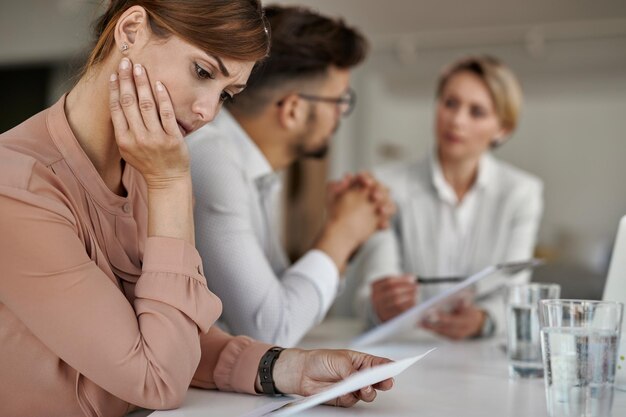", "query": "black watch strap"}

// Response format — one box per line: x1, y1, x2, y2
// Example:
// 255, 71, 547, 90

258, 347, 285, 396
